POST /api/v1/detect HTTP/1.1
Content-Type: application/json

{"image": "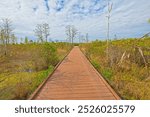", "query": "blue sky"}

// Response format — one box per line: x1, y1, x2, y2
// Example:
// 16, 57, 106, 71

0, 0, 150, 41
